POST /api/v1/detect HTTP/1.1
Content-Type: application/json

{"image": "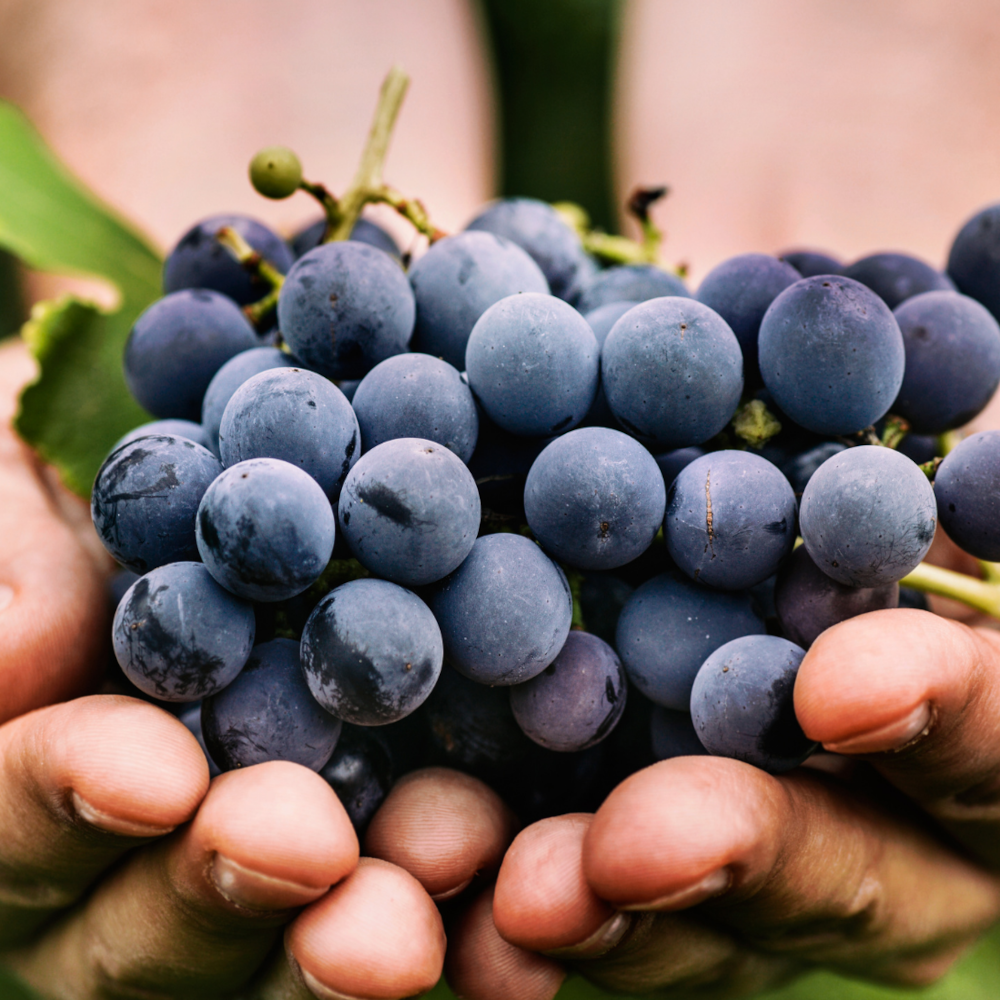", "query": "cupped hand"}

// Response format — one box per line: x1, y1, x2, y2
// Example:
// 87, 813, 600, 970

438, 609, 1000, 999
